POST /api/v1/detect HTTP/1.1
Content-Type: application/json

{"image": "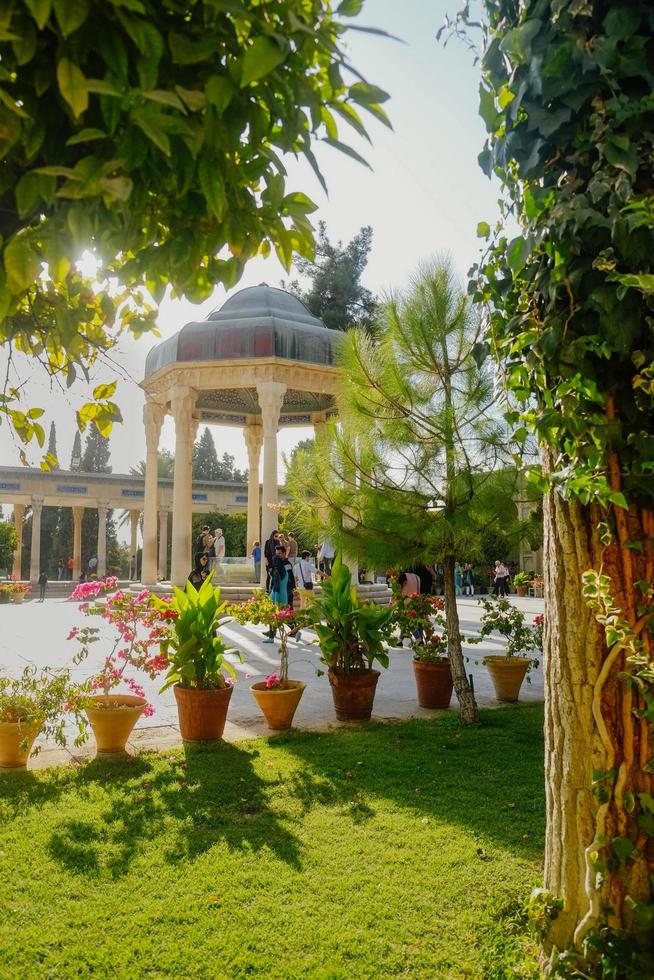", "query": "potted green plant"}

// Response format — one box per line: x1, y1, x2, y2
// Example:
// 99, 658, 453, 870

477, 596, 540, 702
512, 571, 532, 597
0, 583, 14, 604
0, 665, 86, 769
302, 556, 395, 721
393, 591, 454, 709
231, 592, 305, 730
67, 588, 169, 755
154, 576, 239, 742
